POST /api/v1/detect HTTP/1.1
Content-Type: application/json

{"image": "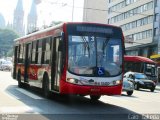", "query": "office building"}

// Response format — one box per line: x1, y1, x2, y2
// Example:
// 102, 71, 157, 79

107, 0, 157, 57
